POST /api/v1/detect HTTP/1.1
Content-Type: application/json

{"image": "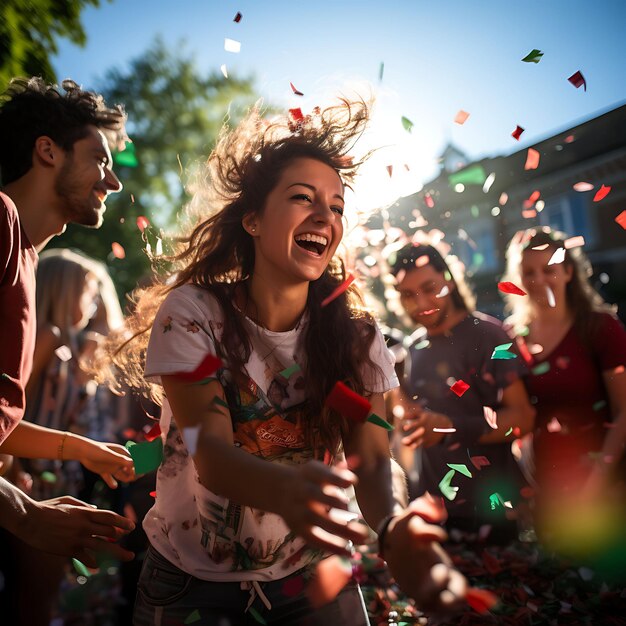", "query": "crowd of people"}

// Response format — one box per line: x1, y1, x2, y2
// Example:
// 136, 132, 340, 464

0, 76, 625, 626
